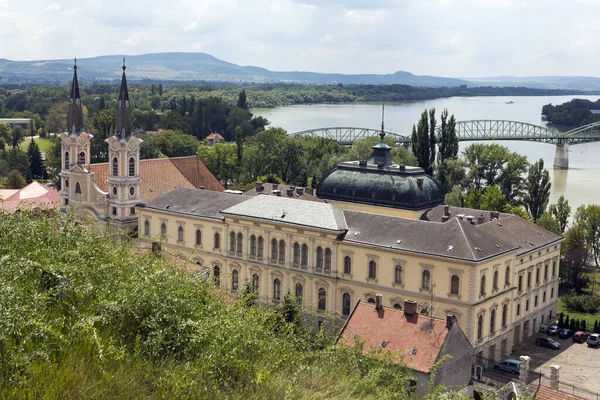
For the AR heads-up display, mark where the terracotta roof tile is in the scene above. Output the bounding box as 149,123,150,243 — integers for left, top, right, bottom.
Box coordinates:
0,182,60,211
206,133,224,140
536,385,588,400
339,301,450,373
89,156,223,202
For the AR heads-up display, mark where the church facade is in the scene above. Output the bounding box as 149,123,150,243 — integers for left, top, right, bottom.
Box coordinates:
136,134,563,364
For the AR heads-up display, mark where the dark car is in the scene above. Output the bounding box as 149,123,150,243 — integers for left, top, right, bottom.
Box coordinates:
536,337,561,349
558,328,573,339
547,325,560,336
494,359,521,374
573,331,589,343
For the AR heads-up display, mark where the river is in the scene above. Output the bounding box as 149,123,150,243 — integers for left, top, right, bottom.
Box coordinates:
253,95,600,215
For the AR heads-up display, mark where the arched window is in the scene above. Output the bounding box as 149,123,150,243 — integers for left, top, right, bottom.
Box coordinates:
273,278,281,301
144,220,150,236
316,247,324,269
395,265,403,284
301,244,308,266
480,275,486,296
78,151,85,164
64,151,69,169
505,266,511,286
490,309,496,333
213,265,220,286
422,270,431,290
112,157,118,176
318,288,326,311
342,293,352,316
451,275,460,295
214,233,221,249
324,248,332,270
232,270,239,291
65,179,69,188
195,229,202,246
493,270,499,291
178,226,184,242
257,236,264,258
502,304,508,328
295,283,303,305
75,182,81,194
367,297,376,304
368,260,377,280
236,232,243,254
160,222,167,236
343,256,352,275
252,274,259,292
229,232,236,253
129,157,135,176
293,243,300,265
393,303,402,309
477,314,484,340
250,235,257,256
271,238,278,260
278,240,285,262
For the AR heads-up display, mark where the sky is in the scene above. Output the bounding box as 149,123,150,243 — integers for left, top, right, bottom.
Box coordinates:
1,0,599,77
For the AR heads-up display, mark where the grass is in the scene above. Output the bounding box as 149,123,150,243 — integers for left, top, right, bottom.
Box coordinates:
19,137,53,153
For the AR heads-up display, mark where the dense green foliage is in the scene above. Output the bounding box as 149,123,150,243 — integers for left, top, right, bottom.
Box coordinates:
542,98,600,128
0,210,430,399
563,294,600,314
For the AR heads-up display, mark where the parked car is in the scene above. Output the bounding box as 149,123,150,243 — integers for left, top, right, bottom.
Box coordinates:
539,324,549,333
494,359,521,374
587,333,600,348
536,337,561,349
573,331,589,343
558,328,573,339
548,325,560,336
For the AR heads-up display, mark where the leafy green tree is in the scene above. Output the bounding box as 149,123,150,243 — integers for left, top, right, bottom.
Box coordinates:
444,185,465,207
98,96,106,110
89,109,116,163
562,225,590,293
438,109,458,162
27,140,44,179
235,126,243,166
536,212,561,235
0,147,31,179
6,169,26,188
428,108,436,173
0,121,10,142
237,89,248,110
524,158,551,221
550,196,571,233
504,205,533,222
10,126,25,148
198,142,238,188
391,145,417,166
465,187,481,209
412,110,432,175
480,185,506,212
44,102,69,134
575,205,600,267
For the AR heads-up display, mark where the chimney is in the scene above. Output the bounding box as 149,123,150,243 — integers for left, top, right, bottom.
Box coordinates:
272,190,281,197
550,365,560,390
399,164,406,172
442,215,449,223
444,204,450,216
375,294,383,310
255,182,263,191
286,188,294,196
272,183,278,190
296,187,304,195
416,178,424,190
490,211,499,220
446,314,455,329
466,215,475,225
477,214,485,225
404,300,417,316
456,214,465,220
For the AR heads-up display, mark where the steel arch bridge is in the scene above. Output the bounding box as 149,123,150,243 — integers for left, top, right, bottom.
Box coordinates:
290,120,600,146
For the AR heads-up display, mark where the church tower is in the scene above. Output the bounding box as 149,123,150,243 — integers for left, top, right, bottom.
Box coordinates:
106,59,142,229
59,59,93,210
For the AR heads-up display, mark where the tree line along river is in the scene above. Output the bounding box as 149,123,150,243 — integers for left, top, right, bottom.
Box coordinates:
253,95,600,215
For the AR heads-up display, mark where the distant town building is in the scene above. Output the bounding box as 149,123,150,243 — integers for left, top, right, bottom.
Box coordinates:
0,118,33,131
0,181,60,212
206,133,225,146
338,299,472,396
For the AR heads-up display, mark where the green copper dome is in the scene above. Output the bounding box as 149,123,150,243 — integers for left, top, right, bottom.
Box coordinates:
316,137,443,211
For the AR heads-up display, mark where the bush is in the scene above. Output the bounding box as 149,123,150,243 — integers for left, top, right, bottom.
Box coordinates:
563,294,600,313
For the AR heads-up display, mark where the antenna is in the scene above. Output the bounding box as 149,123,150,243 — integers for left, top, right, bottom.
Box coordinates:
122,57,126,70
380,104,385,140
74,57,77,70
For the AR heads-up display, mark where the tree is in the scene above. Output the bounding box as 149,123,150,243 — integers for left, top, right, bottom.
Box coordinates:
504,205,533,222
480,185,506,212
235,126,243,166
428,108,436,172
6,170,26,189
237,89,248,110
575,205,600,267
524,158,551,221
562,225,590,293
27,140,44,179
438,109,458,162
391,145,417,166
0,121,10,142
158,83,163,96
444,185,465,207
89,109,116,163
550,196,571,233
10,126,25,148
465,187,481,209
411,110,432,175
45,102,69,134
98,96,106,110
536,212,561,235
197,142,238,188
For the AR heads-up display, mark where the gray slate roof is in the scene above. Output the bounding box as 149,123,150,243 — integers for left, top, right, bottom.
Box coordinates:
222,195,347,232
343,210,517,262
138,188,247,219
423,205,512,224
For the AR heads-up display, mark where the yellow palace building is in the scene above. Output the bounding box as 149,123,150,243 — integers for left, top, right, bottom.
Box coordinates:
136,133,563,363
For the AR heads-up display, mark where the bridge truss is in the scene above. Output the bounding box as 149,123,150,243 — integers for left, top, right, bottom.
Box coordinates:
290,120,600,146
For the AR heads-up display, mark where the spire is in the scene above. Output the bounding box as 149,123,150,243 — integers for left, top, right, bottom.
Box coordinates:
66,58,85,134
369,103,393,168
115,58,133,139
380,103,385,141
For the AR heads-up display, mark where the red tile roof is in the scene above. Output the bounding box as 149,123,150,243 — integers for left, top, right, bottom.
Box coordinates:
0,182,60,211
536,385,587,400
89,156,224,202
338,301,450,373
206,133,224,140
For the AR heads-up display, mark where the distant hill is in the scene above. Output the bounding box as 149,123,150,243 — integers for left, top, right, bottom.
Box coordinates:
1,52,600,90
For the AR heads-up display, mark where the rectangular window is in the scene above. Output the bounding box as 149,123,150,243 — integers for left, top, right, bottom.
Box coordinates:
536,268,540,284
527,271,531,288
544,264,548,281
543,291,546,303
112,207,117,216
534,296,538,307
518,275,523,292
130,207,136,215
551,287,554,298
552,261,557,277
526,300,529,312
517,304,521,316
